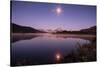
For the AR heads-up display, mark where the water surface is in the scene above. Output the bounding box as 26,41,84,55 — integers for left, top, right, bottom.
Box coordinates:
11,33,95,66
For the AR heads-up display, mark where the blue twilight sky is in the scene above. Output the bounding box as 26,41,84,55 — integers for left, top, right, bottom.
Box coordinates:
11,1,96,31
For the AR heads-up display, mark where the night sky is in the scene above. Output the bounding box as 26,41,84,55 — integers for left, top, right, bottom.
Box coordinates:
11,1,96,31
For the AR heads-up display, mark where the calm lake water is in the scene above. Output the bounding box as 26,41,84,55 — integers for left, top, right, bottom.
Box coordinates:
11,33,95,66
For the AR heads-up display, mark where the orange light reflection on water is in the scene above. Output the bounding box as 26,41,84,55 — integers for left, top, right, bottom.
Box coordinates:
55,52,63,63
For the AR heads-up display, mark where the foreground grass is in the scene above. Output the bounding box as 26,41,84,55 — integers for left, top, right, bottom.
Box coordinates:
61,41,96,63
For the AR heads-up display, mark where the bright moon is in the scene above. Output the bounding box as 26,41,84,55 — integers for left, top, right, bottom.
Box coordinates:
56,7,62,15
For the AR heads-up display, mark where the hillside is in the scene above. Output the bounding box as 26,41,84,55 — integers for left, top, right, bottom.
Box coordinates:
80,26,96,34
54,26,96,35
11,23,44,33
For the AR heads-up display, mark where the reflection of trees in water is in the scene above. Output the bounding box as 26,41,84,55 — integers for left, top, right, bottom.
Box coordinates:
53,35,96,42
11,35,40,43
11,34,96,43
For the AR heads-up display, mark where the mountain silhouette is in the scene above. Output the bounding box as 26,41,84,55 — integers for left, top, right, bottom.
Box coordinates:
54,26,96,35
11,23,44,33
80,26,96,34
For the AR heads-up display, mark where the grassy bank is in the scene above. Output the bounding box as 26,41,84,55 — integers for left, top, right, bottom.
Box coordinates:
61,41,96,63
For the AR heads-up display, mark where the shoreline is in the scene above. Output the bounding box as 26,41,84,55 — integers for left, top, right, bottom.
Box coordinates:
11,33,96,36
